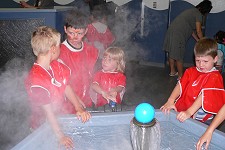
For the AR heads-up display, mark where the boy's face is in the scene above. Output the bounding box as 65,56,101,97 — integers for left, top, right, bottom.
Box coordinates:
64,26,87,46
195,55,218,72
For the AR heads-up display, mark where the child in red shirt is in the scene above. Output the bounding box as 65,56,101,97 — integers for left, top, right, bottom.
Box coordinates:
161,38,225,124
86,4,115,60
59,10,99,110
25,26,91,149
91,47,126,107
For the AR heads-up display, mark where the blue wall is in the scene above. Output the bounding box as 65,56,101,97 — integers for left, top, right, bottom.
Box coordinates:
136,0,225,65
134,7,168,64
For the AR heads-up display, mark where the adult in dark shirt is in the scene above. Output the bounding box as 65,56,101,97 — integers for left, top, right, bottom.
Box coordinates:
20,0,54,8
163,0,212,80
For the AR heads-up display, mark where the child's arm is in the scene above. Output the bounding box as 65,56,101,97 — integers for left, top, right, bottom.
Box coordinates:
196,104,225,150
91,82,110,102
109,86,124,94
176,94,202,122
65,85,91,123
42,104,74,149
91,82,104,95
108,86,124,102
160,83,180,114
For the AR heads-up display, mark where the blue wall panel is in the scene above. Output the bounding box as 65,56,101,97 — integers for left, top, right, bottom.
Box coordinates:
141,8,168,64
205,11,225,38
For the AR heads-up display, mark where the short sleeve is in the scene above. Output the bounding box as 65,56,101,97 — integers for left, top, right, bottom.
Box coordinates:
30,87,51,106
93,71,101,84
202,88,225,114
117,73,126,87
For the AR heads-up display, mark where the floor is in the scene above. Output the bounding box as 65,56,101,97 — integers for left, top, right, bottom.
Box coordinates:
0,59,225,150
123,61,177,110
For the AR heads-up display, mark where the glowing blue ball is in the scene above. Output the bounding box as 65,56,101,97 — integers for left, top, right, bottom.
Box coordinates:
134,103,155,124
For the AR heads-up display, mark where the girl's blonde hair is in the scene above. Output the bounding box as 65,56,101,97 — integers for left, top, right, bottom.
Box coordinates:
31,26,61,56
104,47,126,73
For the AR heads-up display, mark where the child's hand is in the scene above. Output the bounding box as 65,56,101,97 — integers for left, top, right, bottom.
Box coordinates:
101,90,117,103
108,91,117,102
196,131,212,150
59,135,74,150
160,101,177,114
76,109,91,123
176,111,191,122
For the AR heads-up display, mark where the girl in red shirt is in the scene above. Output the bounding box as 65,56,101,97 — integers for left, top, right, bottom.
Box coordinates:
91,47,126,107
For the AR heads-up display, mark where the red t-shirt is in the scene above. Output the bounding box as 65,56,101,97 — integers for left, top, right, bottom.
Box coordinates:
175,67,225,121
60,41,98,110
92,70,126,107
86,23,115,49
25,60,71,129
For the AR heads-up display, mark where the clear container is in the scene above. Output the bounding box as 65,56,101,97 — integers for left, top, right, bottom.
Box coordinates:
130,118,161,150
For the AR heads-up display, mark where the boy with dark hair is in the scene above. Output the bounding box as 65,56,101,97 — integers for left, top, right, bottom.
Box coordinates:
59,9,99,111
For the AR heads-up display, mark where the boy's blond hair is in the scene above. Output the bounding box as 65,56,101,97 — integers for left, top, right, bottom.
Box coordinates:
194,38,218,58
104,47,126,73
31,26,61,56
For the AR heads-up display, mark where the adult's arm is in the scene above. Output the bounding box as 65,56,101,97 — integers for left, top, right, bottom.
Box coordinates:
193,21,203,41
20,1,36,8
20,0,54,8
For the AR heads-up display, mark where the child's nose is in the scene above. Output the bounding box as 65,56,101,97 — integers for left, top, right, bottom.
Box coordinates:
73,33,78,38
102,59,107,64
199,61,204,67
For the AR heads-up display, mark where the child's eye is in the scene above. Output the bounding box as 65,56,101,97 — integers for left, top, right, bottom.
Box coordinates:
68,32,83,36
68,32,74,35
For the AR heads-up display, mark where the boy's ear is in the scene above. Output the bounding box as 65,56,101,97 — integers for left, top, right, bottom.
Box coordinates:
84,28,88,35
214,55,218,63
50,45,56,54
64,26,67,33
